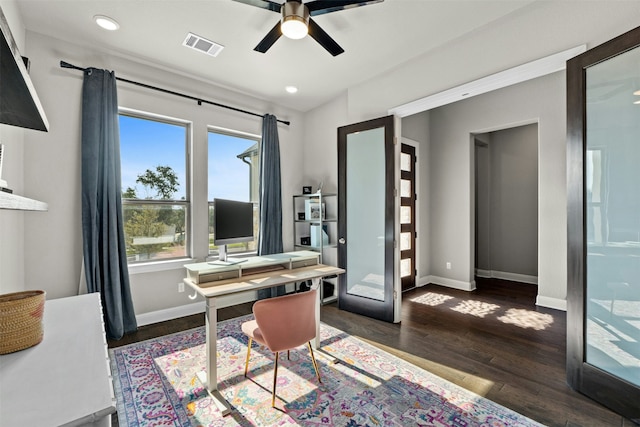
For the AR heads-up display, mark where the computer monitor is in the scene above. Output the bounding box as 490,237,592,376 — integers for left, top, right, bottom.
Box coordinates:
213,198,254,262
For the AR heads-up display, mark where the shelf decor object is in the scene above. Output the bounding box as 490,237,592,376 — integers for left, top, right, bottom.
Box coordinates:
292,191,338,304
0,290,45,354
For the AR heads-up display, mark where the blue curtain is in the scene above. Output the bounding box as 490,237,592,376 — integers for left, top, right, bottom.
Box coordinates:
81,68,137,340
257,114,284,299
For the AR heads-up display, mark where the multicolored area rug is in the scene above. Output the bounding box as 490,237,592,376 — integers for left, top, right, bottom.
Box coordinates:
109,315,545,426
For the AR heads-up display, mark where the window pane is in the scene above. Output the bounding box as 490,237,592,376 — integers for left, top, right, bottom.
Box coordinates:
123,204,187,261
400,206,411,224
208,132,259,202
208,130,260,256
120,115,187,200
208,203,259,255
401,152,412,172
400,232,411,251
120,113,189,264
401,179,411,198
400,259,411,277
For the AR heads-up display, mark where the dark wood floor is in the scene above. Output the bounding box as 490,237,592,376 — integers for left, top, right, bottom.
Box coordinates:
109,278,635,427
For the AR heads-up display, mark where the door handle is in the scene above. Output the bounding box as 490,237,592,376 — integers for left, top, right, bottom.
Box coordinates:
339,238,346,244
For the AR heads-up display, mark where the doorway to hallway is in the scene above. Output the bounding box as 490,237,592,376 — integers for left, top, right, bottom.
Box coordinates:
473,123,539,286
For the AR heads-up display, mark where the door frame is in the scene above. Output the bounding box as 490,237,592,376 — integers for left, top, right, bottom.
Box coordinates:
567,24,640,421
400,137,420,292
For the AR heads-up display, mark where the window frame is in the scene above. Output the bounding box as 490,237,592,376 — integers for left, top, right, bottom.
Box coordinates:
119,107,192,265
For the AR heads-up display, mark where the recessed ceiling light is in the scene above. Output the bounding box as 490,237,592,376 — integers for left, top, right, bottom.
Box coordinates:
285,86,298,94
634,100,640,105
94,15,119,31
634,90,640,96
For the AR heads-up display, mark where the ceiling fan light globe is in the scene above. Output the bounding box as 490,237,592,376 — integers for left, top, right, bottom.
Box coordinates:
281,17,308,39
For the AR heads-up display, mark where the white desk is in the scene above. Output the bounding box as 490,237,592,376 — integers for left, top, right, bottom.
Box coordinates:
0,293,115,427
183,251,344,416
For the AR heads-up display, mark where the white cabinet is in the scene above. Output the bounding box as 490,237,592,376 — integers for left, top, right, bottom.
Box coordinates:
292,192,338,303
0,293,115,426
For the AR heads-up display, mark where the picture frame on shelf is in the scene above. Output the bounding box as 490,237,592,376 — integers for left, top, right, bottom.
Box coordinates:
302,186,312,194
297,212,306,220
305,200,325,220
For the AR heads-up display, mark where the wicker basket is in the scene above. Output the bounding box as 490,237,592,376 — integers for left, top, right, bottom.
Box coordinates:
0,290,46,355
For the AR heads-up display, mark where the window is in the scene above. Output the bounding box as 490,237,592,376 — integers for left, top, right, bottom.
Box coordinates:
208,128,260,257
119,112,189,263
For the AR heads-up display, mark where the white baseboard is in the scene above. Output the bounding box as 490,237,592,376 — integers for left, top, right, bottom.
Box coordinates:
136,301,205,327
475,269,492,278
136,292,258,327
536,295,567,312
424,275,476,291
475,269,538,285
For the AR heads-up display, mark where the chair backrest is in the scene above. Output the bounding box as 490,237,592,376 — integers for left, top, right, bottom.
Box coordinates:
252,289,317,353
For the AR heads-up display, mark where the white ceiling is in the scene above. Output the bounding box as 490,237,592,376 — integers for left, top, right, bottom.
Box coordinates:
16,0,535,112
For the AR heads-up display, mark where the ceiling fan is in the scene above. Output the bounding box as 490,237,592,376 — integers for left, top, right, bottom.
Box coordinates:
233,0,384,56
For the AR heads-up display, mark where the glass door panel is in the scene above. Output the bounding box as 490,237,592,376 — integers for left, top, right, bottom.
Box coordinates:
567,25,640,421
585,44,640,388
345,127,386,301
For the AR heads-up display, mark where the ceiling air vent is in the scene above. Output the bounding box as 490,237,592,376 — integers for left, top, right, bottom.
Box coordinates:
183,32,224,57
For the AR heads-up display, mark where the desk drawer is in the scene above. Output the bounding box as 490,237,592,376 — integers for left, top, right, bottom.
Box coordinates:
197,270,241,284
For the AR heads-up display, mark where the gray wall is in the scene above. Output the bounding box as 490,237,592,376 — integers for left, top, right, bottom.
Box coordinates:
428,72,563,304
303,2,640,310
4,1,640,318
476,124,538,281
2,30,304,319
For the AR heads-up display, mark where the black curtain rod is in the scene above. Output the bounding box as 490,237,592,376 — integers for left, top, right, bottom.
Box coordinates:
59,61,290,126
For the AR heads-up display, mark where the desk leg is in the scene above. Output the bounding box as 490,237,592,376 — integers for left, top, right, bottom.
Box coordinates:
310,278,338,364
195,297,231,416
311,278,321,350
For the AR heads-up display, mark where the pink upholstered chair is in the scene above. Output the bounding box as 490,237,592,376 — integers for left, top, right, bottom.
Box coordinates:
241,289,322,407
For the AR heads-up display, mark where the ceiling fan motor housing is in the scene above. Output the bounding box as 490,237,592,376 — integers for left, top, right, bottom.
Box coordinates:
281,1,309,39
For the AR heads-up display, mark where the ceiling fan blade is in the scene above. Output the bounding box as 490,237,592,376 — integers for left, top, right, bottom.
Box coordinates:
306,0,383,16
308,18,344,56
231,0,282,13
254,22,282,53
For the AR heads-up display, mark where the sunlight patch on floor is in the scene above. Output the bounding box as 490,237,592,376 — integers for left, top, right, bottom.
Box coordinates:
451,300,500,318
356,335,496,397
497,308,554,330
409,292,454,306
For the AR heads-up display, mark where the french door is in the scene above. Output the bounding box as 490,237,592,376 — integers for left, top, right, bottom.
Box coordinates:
567,25,640,421
337,116,399,323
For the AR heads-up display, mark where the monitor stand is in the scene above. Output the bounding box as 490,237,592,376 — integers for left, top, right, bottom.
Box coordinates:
213,245,246,265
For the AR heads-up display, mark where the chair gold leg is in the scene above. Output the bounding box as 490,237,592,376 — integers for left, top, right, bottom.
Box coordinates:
307,341,322,383
272,352,279,408
244,337,253,377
